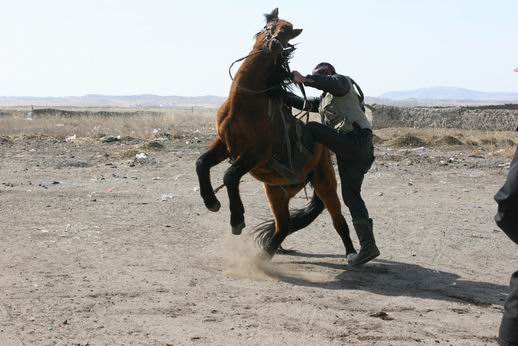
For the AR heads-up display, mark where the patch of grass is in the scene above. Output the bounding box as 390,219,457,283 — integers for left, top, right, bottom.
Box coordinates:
432,135,464,145
140,140,165,151
0,107,216,139
372,134,385,144
387,134,427,147
498,138,516,147
119,148,142,159
375,127,518,158
465,139,479,146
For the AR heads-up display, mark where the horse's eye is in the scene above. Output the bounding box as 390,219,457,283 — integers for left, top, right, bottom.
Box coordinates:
280,27,291,35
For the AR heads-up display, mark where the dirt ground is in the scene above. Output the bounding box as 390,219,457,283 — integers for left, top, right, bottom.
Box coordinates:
1,129,517,345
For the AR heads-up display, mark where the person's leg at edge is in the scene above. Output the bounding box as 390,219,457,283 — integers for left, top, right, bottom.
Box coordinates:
499,270,518,346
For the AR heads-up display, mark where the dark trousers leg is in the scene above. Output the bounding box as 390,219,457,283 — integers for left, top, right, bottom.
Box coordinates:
500,270,518,346
336,158,370,223
301,121,374,223
301,121,367,161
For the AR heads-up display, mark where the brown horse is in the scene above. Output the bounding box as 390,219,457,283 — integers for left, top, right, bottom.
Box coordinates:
196,8,357,259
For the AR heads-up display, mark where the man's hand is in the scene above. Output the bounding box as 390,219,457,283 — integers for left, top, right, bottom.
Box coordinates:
292,70,313,84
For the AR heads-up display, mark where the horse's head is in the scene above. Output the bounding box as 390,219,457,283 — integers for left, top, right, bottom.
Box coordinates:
256,8,303,56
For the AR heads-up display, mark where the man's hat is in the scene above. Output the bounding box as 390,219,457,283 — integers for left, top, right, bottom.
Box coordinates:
312,62,336,75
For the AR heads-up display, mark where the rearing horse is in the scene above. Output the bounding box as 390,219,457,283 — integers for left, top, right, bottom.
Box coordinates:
196,8,357,259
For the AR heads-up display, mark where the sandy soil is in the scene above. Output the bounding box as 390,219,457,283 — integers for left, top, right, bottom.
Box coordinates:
0,131,516,345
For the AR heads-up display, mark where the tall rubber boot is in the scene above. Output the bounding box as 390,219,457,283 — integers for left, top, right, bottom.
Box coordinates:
349,218,380,266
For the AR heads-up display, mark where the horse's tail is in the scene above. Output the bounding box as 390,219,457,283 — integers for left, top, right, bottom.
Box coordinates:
252,191,325,249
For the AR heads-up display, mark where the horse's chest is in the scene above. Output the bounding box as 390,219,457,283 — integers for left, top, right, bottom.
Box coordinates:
219,112,271,156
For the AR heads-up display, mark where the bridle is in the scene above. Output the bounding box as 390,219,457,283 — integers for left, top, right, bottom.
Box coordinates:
228,21,296,94
227,22,311,122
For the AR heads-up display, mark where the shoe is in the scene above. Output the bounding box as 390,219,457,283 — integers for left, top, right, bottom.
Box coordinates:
348,245,380,266
349,218,380,266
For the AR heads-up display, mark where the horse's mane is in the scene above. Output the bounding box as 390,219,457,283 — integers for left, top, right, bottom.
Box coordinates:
251,25,295,97
265,49,295,97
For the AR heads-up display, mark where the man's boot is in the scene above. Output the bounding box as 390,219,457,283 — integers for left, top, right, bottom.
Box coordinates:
349,218,380,266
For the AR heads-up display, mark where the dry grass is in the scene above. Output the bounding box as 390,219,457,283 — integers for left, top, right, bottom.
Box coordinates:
0,108,216,139
1,107,516,158
376,127,518,146
376,127,518,158
387,133,427,147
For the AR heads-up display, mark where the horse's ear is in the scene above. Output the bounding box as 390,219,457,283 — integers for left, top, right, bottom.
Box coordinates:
291,28,303,39
264,8,279,23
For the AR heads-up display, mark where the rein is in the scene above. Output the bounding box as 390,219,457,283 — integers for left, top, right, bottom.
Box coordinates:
293,82,310,123
227,50,280,94
221,29,311,197
228,21,297,95
228,46,296,94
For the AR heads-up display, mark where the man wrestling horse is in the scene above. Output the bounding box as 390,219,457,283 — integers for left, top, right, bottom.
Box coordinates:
196,8,360,261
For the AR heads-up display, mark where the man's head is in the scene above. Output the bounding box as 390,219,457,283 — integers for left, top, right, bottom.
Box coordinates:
312,62,336,76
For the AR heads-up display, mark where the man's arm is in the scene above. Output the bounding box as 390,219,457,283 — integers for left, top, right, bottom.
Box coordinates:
304,74,351,96
283,91,320,112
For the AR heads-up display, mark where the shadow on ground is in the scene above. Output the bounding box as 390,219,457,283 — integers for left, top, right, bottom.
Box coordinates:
268,253,509,306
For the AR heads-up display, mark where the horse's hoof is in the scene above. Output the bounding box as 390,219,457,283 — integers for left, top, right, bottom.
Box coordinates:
257,250,273,261
231,221,245,235
277,246,296,255
206,200,221,212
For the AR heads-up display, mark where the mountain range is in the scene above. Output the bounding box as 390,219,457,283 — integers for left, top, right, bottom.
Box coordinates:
380,86,518,102
0,94,225,108
1,87,517,108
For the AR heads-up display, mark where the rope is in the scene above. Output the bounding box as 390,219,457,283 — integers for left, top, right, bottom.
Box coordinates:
228,43,296,95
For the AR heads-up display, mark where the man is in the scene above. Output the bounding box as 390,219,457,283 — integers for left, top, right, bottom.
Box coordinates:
494,68,518,344
284,62,378,266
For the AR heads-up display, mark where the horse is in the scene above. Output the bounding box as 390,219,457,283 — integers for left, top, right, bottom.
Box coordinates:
196,8,357,259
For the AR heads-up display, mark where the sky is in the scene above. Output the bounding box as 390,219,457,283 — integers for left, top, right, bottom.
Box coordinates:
2,0,517,97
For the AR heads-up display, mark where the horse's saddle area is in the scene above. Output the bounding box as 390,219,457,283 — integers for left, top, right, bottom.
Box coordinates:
266,97,312,184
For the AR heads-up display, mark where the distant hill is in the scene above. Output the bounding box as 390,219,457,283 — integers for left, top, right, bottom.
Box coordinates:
0,94,227,108
380,87,518,102
2,88,518,108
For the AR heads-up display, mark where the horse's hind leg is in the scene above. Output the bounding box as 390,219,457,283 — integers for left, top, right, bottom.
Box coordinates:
223,154,257,235
262,184,292,258
313,156,357,258
196,138,229,212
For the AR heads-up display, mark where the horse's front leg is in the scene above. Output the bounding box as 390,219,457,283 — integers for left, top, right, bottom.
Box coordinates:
223,154,257,235
196,138,229,212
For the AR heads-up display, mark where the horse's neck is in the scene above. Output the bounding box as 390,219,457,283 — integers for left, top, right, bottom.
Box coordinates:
233,51,273,92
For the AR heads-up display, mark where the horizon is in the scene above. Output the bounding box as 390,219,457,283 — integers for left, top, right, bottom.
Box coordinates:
2,84,518,99
3,1,518,98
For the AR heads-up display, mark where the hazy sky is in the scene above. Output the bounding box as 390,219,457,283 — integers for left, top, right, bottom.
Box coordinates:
2,0,517,97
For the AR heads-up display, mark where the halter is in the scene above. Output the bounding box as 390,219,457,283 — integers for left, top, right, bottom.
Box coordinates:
227,25,310,123
228,21,296,94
